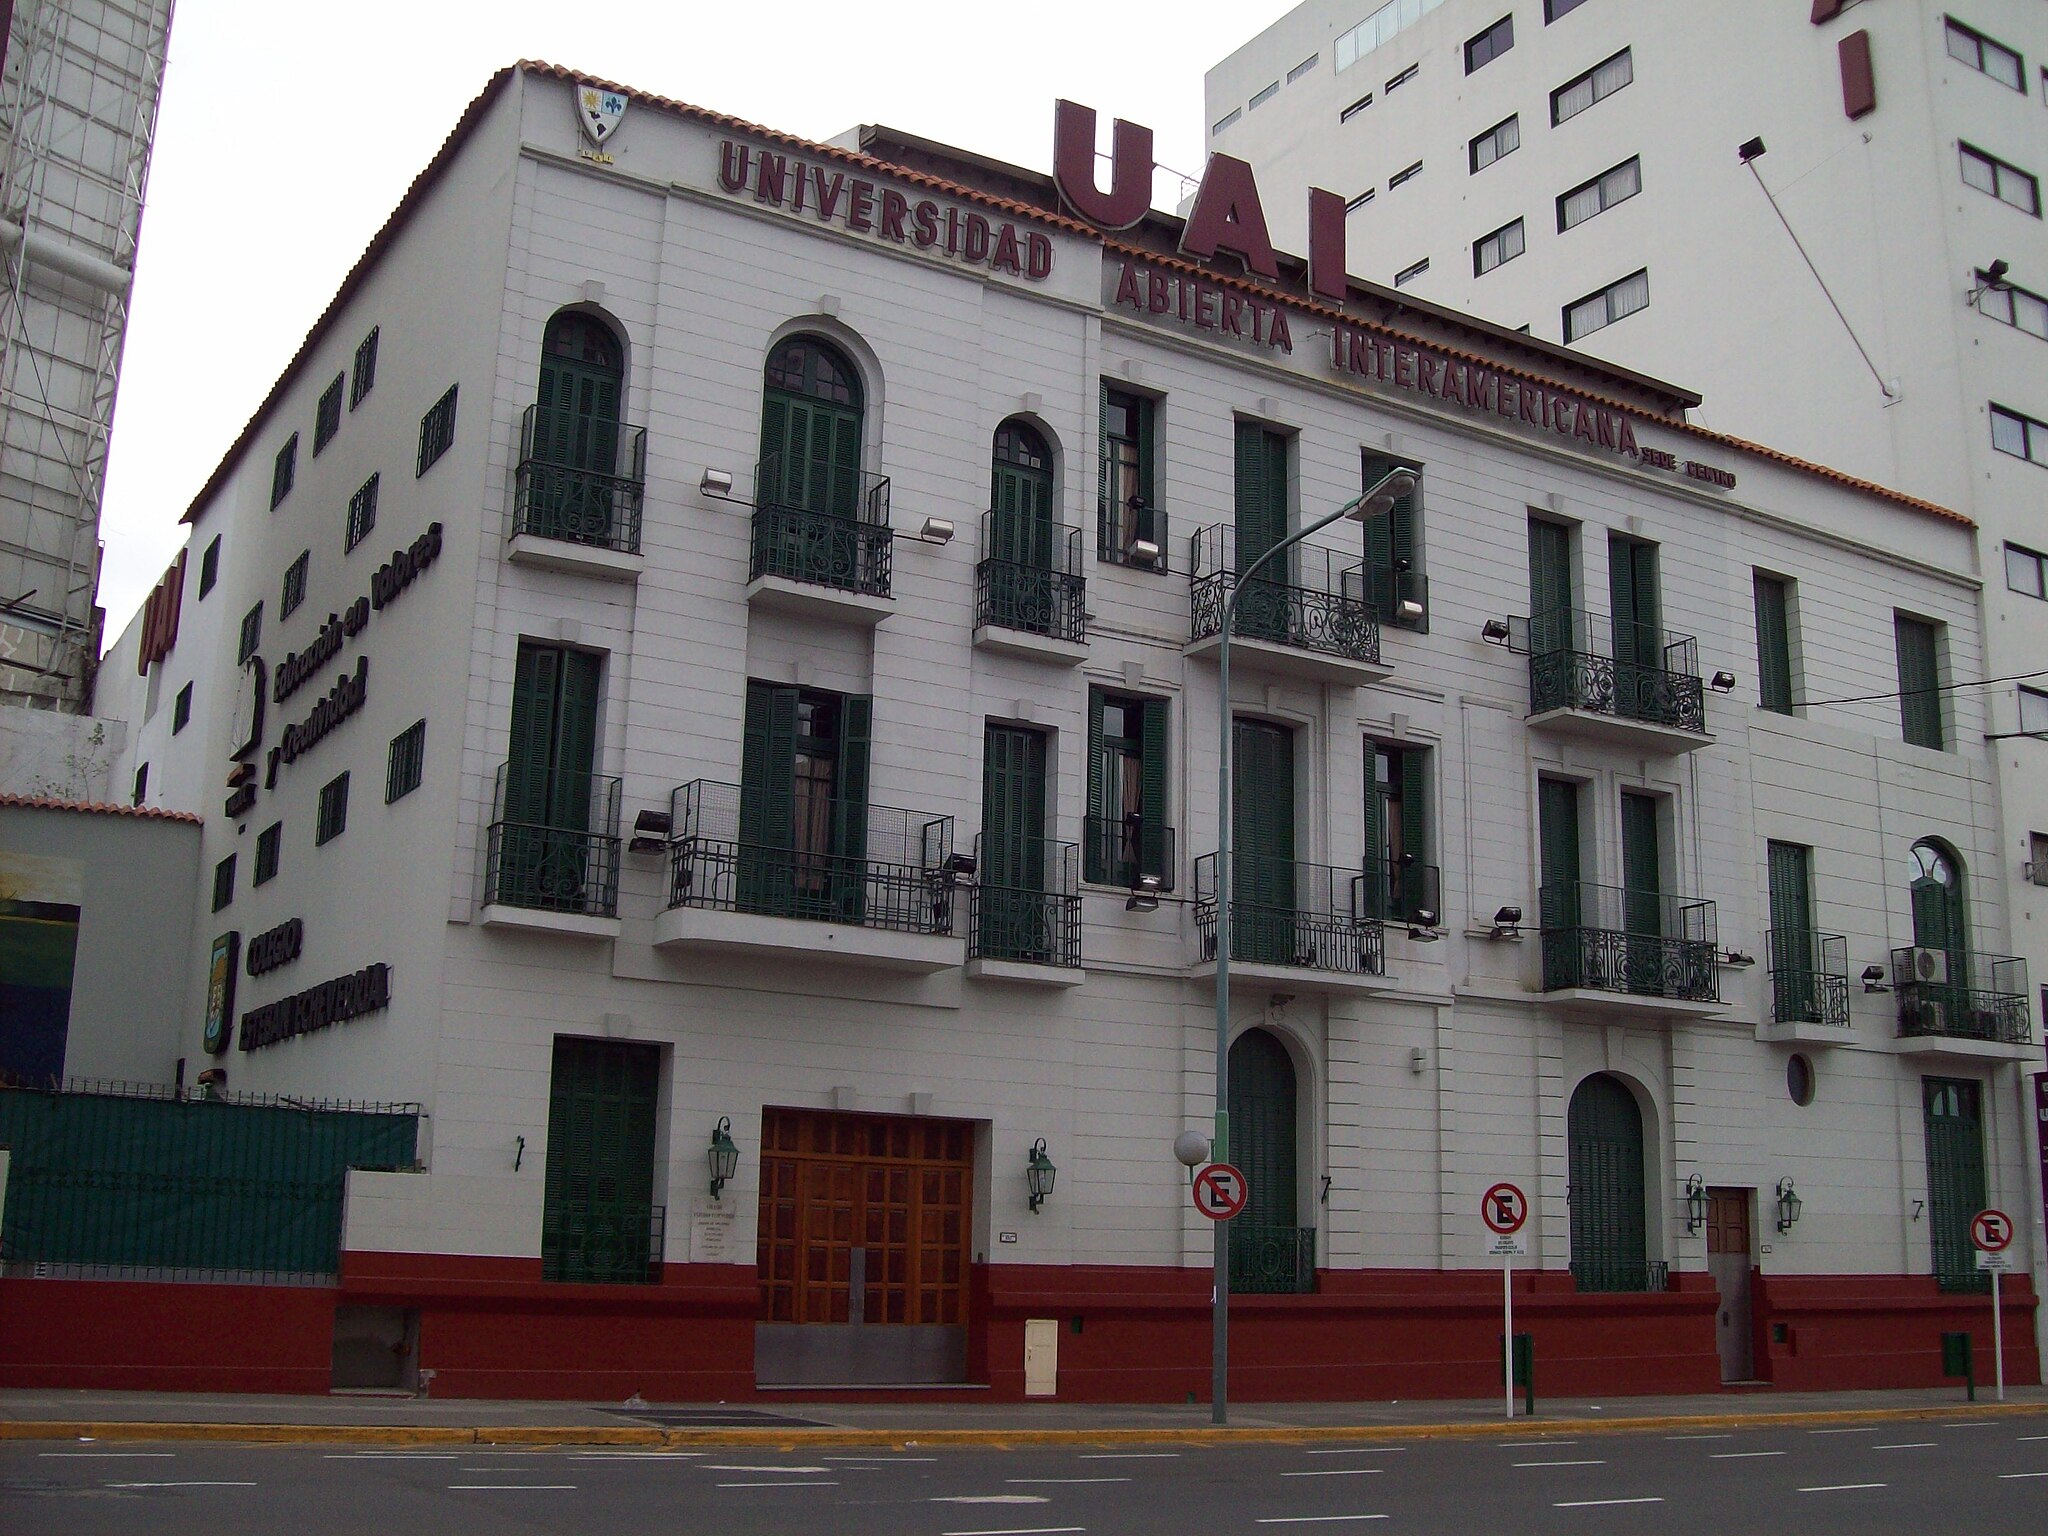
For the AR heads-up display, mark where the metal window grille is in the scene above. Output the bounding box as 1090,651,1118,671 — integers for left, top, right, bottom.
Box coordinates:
416,384,458,477
1249,80,1279,110
254,822,281,886
317,772,350,846
313,374,343,454
270,434,297,509
345,474,379,552
350,327,379,409
172,683,191,733
211,854,234,912
199,536,220,597
386,719,426,803
280,551,309,618
237,602,262,664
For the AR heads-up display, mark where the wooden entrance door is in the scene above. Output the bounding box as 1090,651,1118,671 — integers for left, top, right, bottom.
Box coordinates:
1706,1187,1754,1381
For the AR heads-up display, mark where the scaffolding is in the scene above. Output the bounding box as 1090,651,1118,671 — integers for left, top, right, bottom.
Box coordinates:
0,0,172,709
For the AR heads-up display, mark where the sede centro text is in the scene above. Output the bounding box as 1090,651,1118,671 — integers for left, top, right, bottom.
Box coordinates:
240,962,392,1052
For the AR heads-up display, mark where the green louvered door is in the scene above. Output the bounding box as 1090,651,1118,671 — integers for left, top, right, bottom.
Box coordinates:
981,724,1048,961
1621,793,1662,994
542,1037,660,1284
504,643,600,909
1610,535,1660,719
1233,719,1295,963
1895,616,1944,750
537,313,622,543
1361,454,1420,625
741,685,871,922
1754,574,1793,714
739,682,800,916
1539,778,1582,987
1235,422,1290,642
1229,1029,1309,1293
989,426,1055,633
1529,518,1573,660
1365,746,1429,920
1767,841,1815,1022
1922,1077,1988,1293
1087,693,1168,887
1569,1073,1649,1292
760,387,863,585
830,696,872,923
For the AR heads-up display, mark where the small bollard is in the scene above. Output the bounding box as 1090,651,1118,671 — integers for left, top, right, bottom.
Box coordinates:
1940,1330,1974,1403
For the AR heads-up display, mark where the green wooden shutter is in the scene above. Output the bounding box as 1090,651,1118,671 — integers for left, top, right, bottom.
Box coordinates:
740,682,800,913
1621,793,1662,995
981,724,1049,960
1568,1074,1648,1292
1754,573,1793,713
1096,381,1111,552
1895,615,1943,749
758,391,790,505
833,694,873,921
1538,778,1581,927
1233,719,1296,963
1399,746,1429,918
1767,840,1813,1020
1134,395,1156,541
1234,423,1288,569
1360,455,1420,618
508,644,561,827
1085,689,1108,883
1228,1028,1298,1229
829,404,863,520
1529,518,1572,654
1139,697,1169,882
1610,534,1659,667
1923,1078,1988,1292
1363,757,1387,920
551,650,601,834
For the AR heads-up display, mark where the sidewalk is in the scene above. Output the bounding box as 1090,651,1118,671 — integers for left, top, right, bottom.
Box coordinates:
4,1384,2045,1445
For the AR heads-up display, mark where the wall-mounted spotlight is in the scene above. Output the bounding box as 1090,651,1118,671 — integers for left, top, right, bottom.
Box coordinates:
628,808,672,854
1407,924,1442,942
1722,949,1755,967
1737,136,1767,163
1968,259,2012,305
1684,1173,1707,1235
1489,904,1523,940
1861,963,1889,994
1481,617,1512,645
700,468,734,498
945,851,978,880
917,516,956,545
1710,670,1738,692
1126,872,1163,912
1026,1138,1057,1212
708,1116,741,1199
1775,1176,1802,1234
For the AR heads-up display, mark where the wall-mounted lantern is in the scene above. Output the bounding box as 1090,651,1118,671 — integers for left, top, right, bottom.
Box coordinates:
1775,1176,1802,1234
1685,1173,1707,1234
1026,1138,1057,1213
707,1116,740,1199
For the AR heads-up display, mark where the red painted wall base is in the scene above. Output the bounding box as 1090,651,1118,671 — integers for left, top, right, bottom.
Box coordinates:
0,1257,2034,1402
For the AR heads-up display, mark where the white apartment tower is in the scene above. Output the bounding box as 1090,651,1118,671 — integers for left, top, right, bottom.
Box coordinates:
1208,0,2048,1156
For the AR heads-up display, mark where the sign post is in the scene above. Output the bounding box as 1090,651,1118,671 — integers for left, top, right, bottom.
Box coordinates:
1482,1182,1531,1420
1972,1208,2015,1402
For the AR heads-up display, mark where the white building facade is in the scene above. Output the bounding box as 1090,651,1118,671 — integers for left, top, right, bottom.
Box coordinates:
53,62,2038,1401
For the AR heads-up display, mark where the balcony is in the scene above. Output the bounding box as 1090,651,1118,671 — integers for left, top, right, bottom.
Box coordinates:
1185,525,1389,686
1359,855,1442,927
1083,813,1176,893
507,404,646,580
966,835,1082,985
479,764,622,938
1536,881,1723,1019
745,452,894,624
1229,1222,1316,1295
1521,608,1711,752
1762,928,1852,1044
656,779,961,972
1891,948,2032,1061
1572,1258,1669,1295
973,513,1088,664
1191,852,1388,995
541,1199,664,1285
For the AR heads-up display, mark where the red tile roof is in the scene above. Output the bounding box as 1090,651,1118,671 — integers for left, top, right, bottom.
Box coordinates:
0,794,202,824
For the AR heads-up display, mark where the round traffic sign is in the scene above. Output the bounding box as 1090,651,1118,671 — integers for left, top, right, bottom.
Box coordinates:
1482,1182,1529,1236
1971,1208,2014,1253
1193,1162,1250,1221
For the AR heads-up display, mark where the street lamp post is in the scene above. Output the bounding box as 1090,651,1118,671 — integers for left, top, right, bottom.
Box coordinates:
1210,464,1418,1426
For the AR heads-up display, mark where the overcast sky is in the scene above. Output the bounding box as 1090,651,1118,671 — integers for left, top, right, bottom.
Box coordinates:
94,0,1288,641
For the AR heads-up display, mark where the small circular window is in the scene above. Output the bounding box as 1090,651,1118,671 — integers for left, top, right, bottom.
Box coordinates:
1787,1053,1815,1107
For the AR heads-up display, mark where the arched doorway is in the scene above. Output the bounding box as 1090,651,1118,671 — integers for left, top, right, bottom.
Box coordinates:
1907,839,1967,966
529,310,625,544
759,334,864,518
1228,1028,1311,1293
1568,1073,1650,1292
986,419,1056,634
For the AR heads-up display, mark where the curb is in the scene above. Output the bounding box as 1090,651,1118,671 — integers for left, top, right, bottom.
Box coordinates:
5,1401,2045,1448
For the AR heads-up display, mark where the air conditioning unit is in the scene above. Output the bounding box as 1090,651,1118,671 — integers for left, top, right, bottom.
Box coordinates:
1904,947,1949,984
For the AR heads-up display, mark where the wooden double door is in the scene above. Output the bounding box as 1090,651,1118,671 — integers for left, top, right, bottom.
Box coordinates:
1706,1187,1755,1382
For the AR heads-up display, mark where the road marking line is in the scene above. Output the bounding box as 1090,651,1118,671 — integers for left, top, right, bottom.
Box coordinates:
1500,1441,1577,1448
716,1480,841,1489
1078,1452,1180,1460
1255,1517,1390,1525
1999,1472,2048,1480
939,1527,1085,1536
1873,1443,1936,1450
1514,1459,1606,1468
1554,1497,1664,1508
1809,1427,1883,1435
323,1453,459,1460
106,1482,256,1489
701,1464,832,1473
570,1450,703,1458
1006,1478,1132,1484
1799,1483,1887,1493
1281,1467,1383,1477
1306,1446,1405,1455
446,1484,577,1491
42,1452,176,1458
2017,1436,2048,1443
826,1455,939,1462
1710,1451,1786,1460
1943,1421,1994,1428
1662,1433,1733,1441
934,1495,1052,1505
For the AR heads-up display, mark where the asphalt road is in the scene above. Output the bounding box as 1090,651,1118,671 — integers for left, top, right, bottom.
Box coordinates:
5,1418,2045,1535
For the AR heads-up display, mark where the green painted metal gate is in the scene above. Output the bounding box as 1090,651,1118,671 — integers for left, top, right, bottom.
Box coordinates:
1922,1076,1989,1294
1568,1073,1651,1292
541,1038,662,1284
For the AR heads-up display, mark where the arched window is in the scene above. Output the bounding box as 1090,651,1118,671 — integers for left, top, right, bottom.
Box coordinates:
1568,1073,1649,1292
1906,839,1968,964
759,335,864,518
525,310,627,545
984,419,1059,633
1228,1028,1311,1293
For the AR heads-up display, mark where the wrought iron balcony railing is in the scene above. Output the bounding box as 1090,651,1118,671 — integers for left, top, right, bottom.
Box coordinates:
1082,813,1176,892
1099,490,1166,569
1890,948,2030,1045
1768,928,1850,1027
484,763,622,917
1229,1222,1317,1295
751,452,893,598
968,834,1080,968
541,1198,664,1285
1571,1257,1669,1294
666,779,955,935
1187,524,1380,665
1524,607,1705,733
514,403,646,554
1539,880,1718,1001
976,512,1085,642
1194,852,1385,976
1358,855,1442,926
